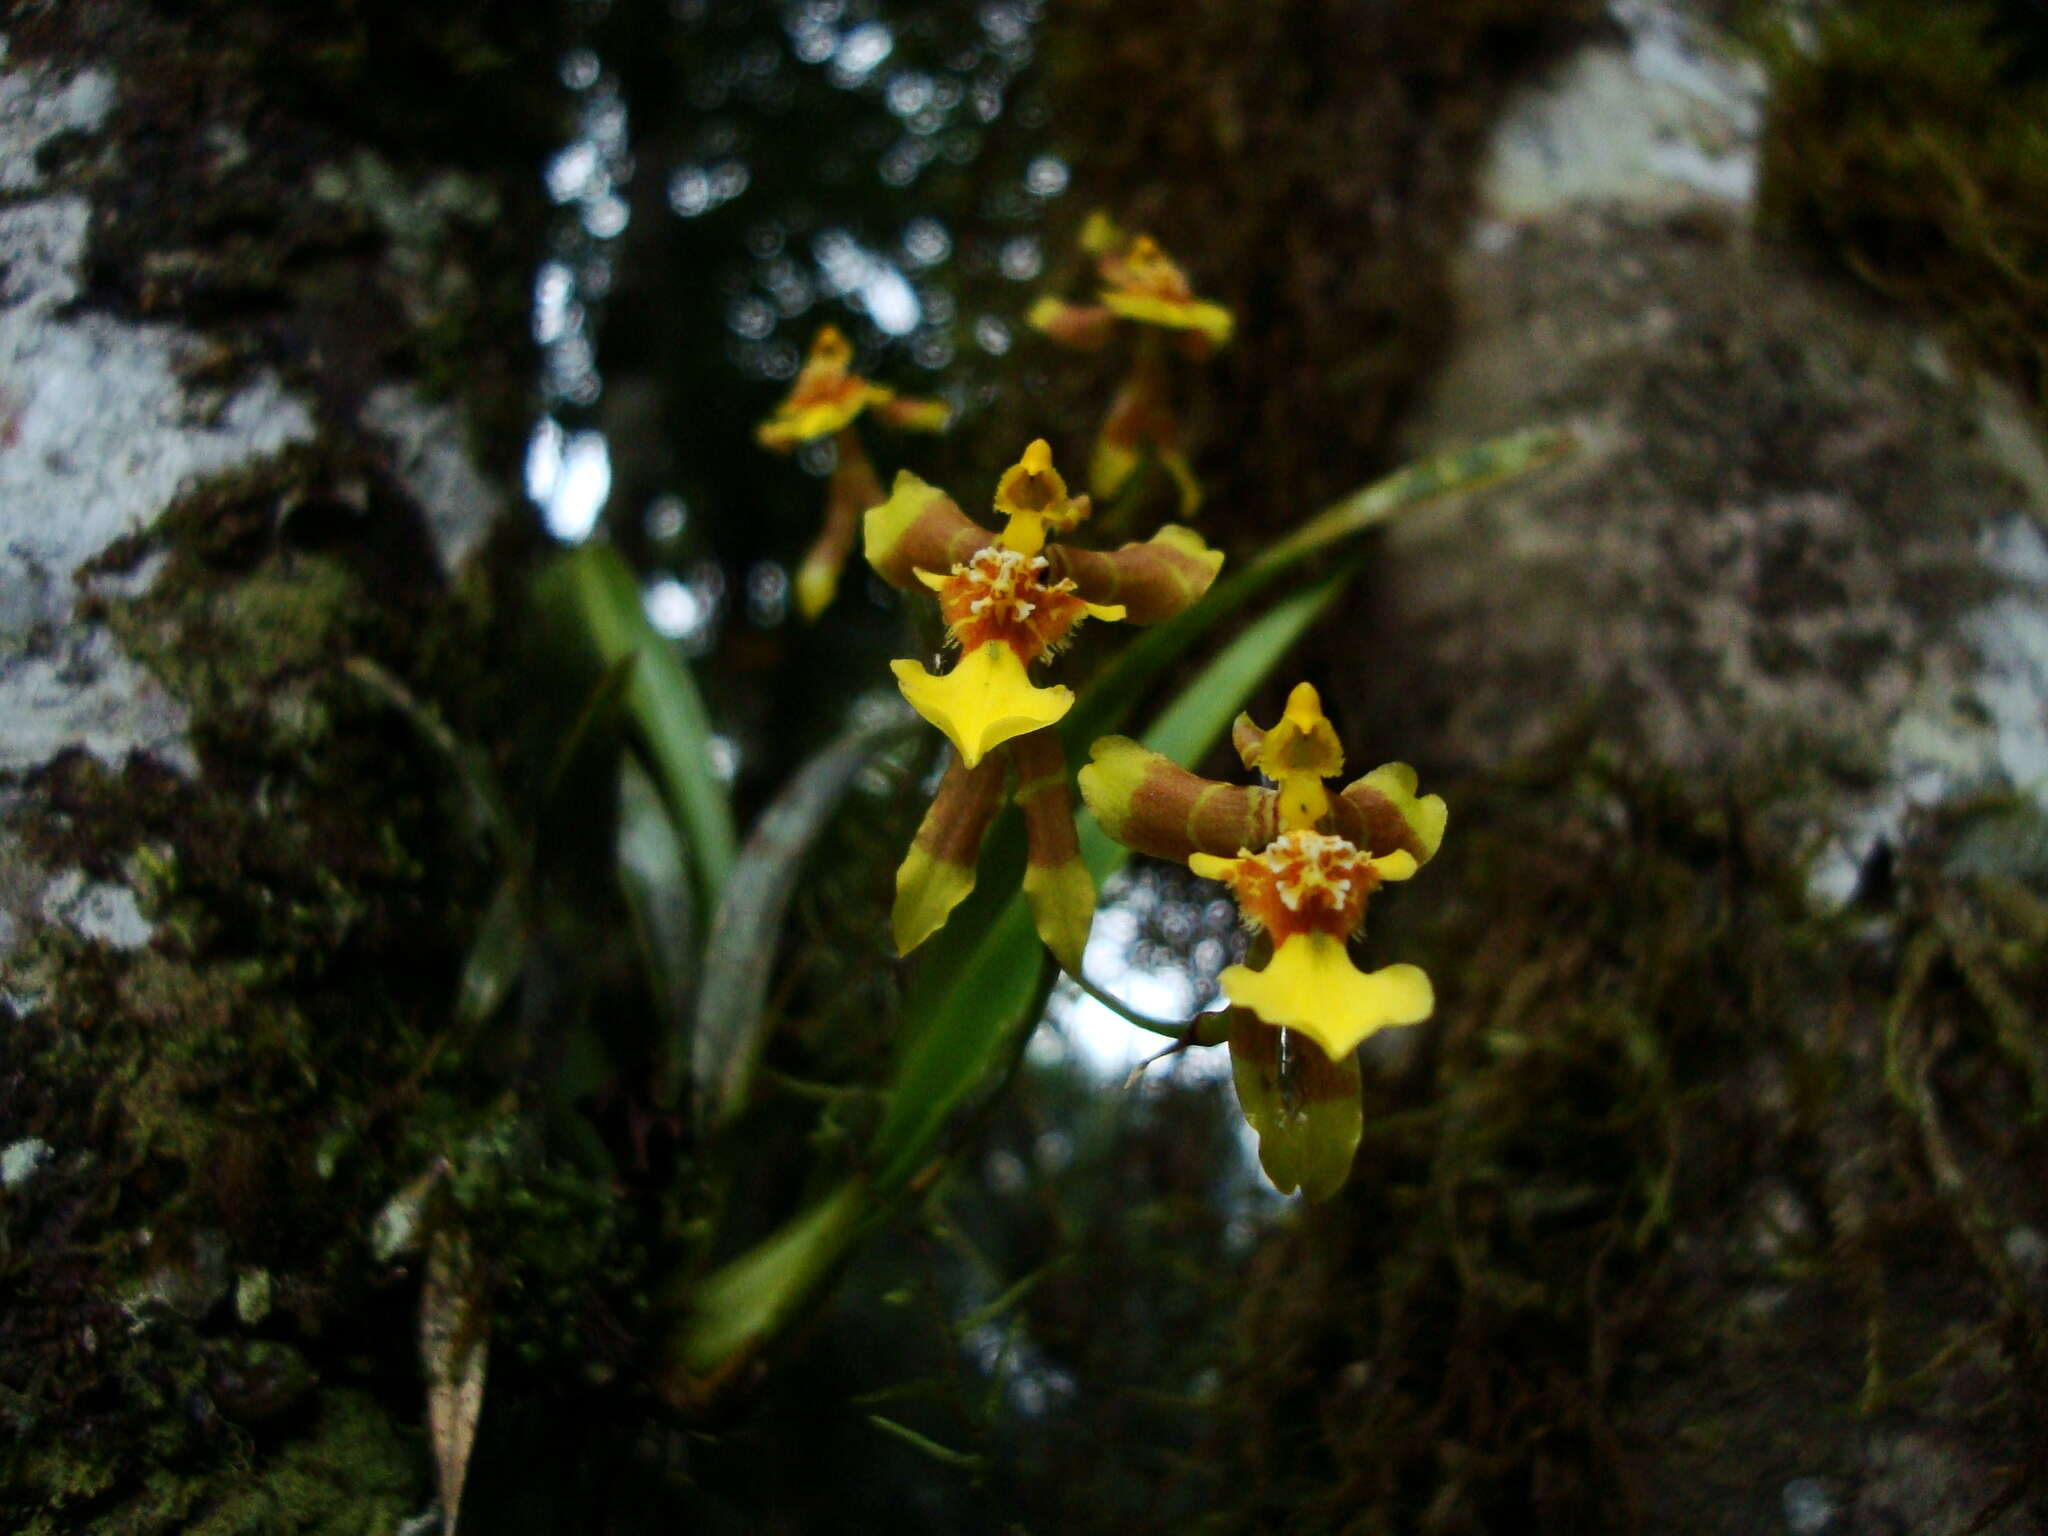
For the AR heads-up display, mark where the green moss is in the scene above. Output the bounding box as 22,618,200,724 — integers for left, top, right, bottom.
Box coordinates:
1757,0,2048,408
183,1391,419,1536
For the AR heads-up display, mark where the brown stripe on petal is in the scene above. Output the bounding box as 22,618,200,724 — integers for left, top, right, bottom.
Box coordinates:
1027,297,1117,351
1333,780,1429,864
863,471,991,590
1188,780,1277,861
796,434,885,615
913,749,1007,868
1230,711,1264,771
1011,729,1095,972
1098,348,1178,457
1079,736,1275,863
1009,729,1079,871
1048,526,1224,625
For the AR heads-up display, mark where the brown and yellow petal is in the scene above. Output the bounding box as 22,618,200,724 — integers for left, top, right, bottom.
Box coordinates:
1010,728,1095,975
872,395,951,433
1049,524,1223,626
1101,291,1234,346
863,470,990,591
1336,762,1448,867
1077,736,1278,865
893,749,1008,957
794,433,884,622
1026,296,1118,351
1227,1008,1364,1202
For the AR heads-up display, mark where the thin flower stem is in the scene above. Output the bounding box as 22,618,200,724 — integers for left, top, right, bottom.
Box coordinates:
1059,966,1188,1037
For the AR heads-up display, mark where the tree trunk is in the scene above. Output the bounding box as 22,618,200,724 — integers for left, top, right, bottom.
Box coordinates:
2,4,558,1529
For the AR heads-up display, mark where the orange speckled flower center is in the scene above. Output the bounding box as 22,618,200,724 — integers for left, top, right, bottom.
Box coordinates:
1102,236,1196,306
934,545,1092,662
784,359,865,414
1214,830,1381,945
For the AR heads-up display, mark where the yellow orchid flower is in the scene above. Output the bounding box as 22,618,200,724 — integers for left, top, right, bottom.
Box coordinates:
891,440,1125,768
864,440,1225,970
1096,234,1233,347
755,325,949,621
1025,221,1231,516
1080,682,1445,1063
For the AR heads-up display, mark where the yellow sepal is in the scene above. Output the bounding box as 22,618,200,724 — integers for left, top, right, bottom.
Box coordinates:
1187,851,1242,882
1357,762,1448,864
756,387,887,449
1090,435,1139,502
891,644,1072,770
1022,856,1096,976
863,470,944,573
1101,291,1234,345
1076,735,1149,845
794,556,839,622
893,845,978,958
1218,935,1432,1060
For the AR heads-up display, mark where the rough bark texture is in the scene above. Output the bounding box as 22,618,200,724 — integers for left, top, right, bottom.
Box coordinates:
1200,7,2048,1532
1,3,561,1529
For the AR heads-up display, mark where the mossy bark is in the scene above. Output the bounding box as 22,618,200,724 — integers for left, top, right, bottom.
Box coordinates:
1,3,565,1530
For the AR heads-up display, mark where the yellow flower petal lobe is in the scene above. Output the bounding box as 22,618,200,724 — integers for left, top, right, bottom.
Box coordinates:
891,645,1072,769
1356,762,1448,864
1186,851,1241,883
1371,849,1419,883
794,556,839,622
892,845,979,958
1101,291,1234,345
1218,936,1433,1061
1022,857,1095,978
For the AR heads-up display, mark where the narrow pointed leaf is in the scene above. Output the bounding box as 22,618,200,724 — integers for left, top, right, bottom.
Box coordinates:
540,653,640,808
690,706,919,1123
665,1178,872,1381
421,1227,489,1536
454,873,529,1031
346,657,521,861
618,752,697,1101
1069,424,1573,747
533,545,738,910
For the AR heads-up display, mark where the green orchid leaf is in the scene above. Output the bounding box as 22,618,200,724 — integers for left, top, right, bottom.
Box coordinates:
1226,1010,1364,1203
618,752,697,1096
689,705,921,1123
662,1179,873,1383
871,895,1050,1192
1070,424,1573,747
532,545,738,911
454,872,529,1031
346,656,521,863
540,653,640,810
